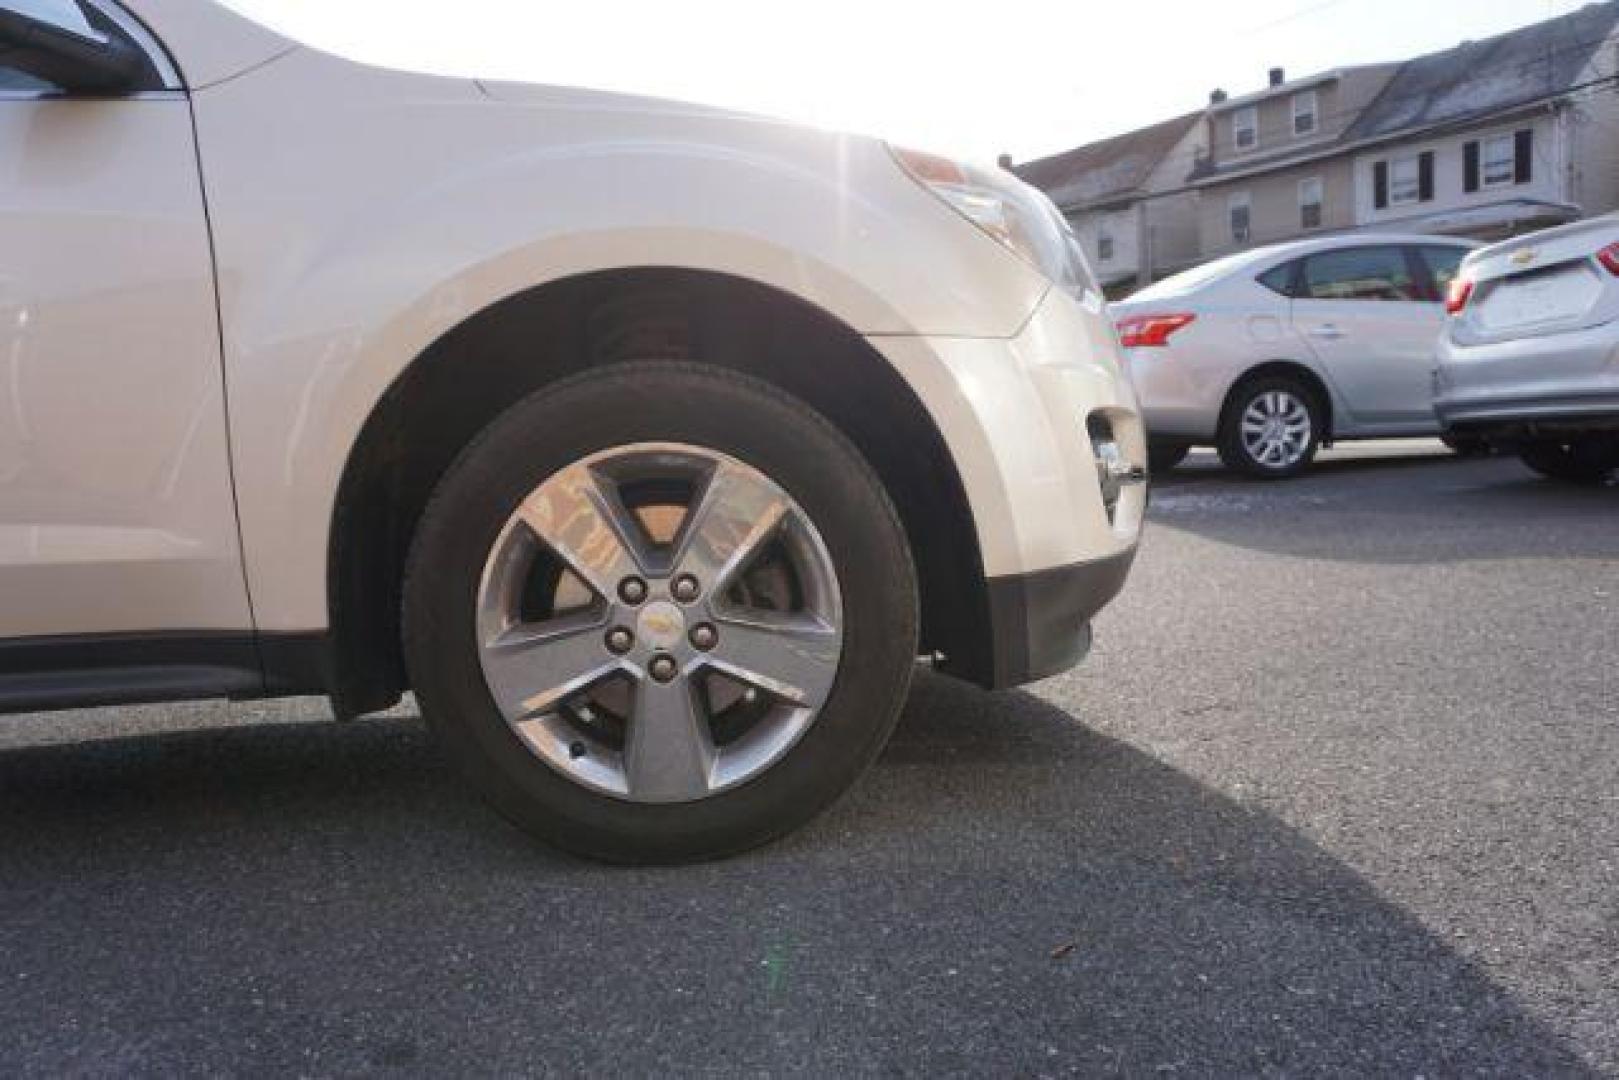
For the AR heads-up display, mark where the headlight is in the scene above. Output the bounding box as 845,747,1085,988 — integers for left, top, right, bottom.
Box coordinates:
890,145,1096,298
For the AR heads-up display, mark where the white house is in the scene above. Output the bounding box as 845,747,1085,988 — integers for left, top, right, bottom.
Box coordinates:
1349,1,1619,239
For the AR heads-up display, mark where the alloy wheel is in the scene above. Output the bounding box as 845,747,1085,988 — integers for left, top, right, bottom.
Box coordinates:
1241,390,1313,469
474,442,843,803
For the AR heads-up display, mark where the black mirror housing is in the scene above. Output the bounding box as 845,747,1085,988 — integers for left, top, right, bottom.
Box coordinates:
0,5,144,94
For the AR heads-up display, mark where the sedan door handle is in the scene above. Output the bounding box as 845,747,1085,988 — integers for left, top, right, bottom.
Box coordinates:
1309,324,1346,341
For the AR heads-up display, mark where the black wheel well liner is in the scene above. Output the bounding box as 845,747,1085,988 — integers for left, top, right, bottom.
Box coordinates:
324,268,993,716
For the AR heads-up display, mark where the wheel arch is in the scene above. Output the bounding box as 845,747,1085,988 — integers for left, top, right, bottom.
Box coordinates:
325,267,993,717
1219,360,1337,444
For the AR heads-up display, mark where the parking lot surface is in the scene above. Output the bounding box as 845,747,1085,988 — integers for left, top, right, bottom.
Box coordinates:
1,441,1614,1075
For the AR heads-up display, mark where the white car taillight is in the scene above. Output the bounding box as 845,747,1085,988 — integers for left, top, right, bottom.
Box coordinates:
1115,313,1195,348
1597,242,1619,277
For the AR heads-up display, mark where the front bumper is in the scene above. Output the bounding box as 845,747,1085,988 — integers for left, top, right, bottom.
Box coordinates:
865,288,1144,688
984,547,1136,686
867,288,1146,580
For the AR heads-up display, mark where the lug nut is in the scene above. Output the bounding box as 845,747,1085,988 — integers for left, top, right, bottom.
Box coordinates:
618,576,648,605
648,654,679,682
689,623,718,651
671,574,701,603
605,627,634,654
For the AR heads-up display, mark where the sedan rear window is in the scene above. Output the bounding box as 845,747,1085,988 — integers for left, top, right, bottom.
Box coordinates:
1258,262,1297,297
1300,246,1420,302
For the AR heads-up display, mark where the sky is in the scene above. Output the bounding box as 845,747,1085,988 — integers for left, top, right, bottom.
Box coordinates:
224,0,1592,164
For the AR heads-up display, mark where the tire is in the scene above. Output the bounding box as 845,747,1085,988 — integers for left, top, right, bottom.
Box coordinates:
1148,440,1191,474
1518,437,1619,485
1216,375,1322,479
403,362,918,864
1441,434,1491,457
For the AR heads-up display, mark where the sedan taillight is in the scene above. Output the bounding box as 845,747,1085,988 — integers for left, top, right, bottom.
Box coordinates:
1597,242,1619,277
1116,313,1195,348
1445,276,1475,316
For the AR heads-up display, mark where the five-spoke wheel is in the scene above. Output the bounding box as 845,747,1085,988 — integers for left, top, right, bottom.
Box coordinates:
404,363,918,863
475,444,843,803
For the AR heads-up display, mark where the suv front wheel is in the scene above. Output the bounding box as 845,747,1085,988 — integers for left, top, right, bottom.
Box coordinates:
404,362,918,863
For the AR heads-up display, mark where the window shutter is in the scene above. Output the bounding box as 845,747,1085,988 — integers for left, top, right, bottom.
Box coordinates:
1373,161,1389,209
1514,129,1533,183
1418,151,1435,202
1463,141,1480,192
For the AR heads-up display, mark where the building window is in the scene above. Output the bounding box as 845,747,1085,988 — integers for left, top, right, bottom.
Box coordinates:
1233,106,1258,152
1482,134,1516,187
1374,151,1434,209
1292,91,1318,137
1465,130,1532,191
1389,155,1422,205
1229,192,1252,244
1299,177,1323,230
1096,226,1114,263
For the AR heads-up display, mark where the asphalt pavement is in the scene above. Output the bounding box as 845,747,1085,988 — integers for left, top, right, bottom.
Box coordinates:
1,440,1614,1075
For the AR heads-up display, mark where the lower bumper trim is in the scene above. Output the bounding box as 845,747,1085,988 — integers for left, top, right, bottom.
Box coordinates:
983,547,1137,689
1440,393,1619,437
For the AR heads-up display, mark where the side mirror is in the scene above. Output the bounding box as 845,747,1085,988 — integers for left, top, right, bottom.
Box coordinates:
0,1,143,93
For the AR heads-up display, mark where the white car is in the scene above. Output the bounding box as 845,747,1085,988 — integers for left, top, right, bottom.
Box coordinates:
0,0,1143,861
1436,214,1619,484
1113,234,1478,478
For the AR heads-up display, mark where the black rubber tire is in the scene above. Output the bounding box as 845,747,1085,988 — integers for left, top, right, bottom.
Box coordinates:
1216,375,1323,480
1518,437,1619,485
1441,434,1491,457
1148,440,1191,474
402,362,918,864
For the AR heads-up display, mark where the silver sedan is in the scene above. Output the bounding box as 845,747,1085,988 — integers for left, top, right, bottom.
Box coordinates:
1436,214,1619,484
1114,234,1477,478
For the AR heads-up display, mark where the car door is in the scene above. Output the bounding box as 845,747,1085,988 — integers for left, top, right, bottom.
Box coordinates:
0,0,251,647
1290,244,1444,427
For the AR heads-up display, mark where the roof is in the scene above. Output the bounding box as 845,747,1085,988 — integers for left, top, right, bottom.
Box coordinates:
1185,137,1338,184
1359,198,1580,237
1208,68,1352,115
1014,112,1202,211
1346,1,1619,141
1186,63,1399,184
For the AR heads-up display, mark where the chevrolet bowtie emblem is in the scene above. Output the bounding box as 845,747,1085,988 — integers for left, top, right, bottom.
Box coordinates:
1510,247,1538,267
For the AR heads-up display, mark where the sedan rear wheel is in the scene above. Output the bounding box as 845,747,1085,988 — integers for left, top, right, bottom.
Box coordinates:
1217,376,1321,479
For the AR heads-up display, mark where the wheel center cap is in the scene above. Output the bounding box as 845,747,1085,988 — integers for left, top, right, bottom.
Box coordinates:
637,600,686,650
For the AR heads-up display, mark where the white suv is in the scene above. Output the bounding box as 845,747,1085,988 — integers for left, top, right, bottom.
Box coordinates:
0,0,1143,861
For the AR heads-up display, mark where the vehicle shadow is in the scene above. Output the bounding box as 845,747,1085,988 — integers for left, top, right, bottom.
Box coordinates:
1149,451,1618,565
0,675,1592,1075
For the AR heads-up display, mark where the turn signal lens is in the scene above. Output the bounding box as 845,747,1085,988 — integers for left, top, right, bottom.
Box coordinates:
1445,277,1474,316
1116,313,1195,348
1597,242,1619,276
